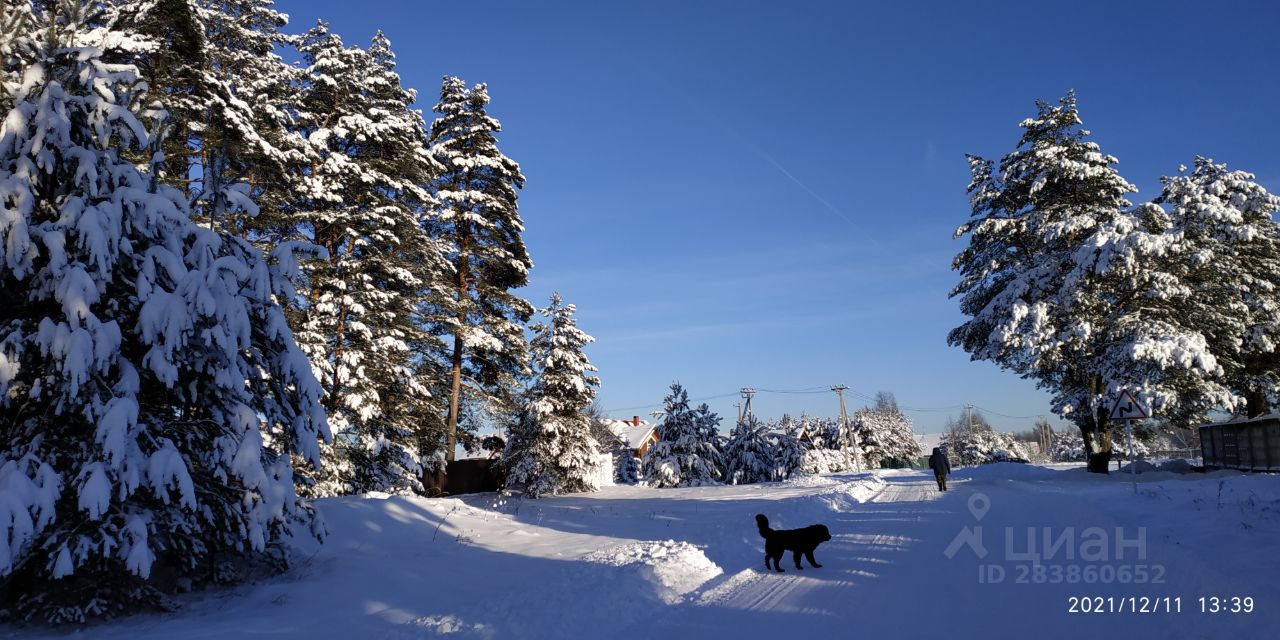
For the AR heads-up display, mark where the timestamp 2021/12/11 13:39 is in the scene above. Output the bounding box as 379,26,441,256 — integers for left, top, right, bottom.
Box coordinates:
1066,596,1256,614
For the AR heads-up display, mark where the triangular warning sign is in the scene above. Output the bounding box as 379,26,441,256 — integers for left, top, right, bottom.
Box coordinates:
1109,390,1148,421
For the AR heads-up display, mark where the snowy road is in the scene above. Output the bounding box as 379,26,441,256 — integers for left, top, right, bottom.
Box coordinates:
7,466,1279,639
640,469,1280,640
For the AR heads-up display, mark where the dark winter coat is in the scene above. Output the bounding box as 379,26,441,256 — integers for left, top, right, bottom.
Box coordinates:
928,448,951,475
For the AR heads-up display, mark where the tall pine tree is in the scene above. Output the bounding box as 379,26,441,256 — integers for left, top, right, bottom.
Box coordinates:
0,1,327,620
105,0,305,235
425,76,533,463
289,25,444,495
950,92,1143,472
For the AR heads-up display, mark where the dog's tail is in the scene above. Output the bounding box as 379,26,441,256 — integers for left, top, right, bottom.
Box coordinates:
755,514,772,539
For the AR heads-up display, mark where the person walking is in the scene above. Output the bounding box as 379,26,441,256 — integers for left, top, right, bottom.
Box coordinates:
928,447,951,491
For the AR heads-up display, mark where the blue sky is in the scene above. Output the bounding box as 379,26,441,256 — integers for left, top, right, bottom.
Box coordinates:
276,0,1280,433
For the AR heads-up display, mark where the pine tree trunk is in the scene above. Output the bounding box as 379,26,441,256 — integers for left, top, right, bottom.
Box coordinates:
1246,387,1269,418
444,239,470,463
1083,376,1111,473
445,336,463,463
327,238,346,413
1082,414,1112,474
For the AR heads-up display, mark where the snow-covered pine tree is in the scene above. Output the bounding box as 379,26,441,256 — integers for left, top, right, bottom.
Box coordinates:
940,411,1029,466
772,420,807,480
614,445,642,485
0,2,328,620
289,25,445,495
1155,158,1280,418
692,402,724,475
854,402,920,468
797,415,861,473
721,416,776,485
642,383,723,487
1049,429,1087,462
105,0,306,235
426,76,534,463
950,92,1146,473
503,293,601,497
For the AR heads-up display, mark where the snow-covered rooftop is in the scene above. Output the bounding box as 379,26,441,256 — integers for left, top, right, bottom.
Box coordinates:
916,432,944,452
602,418,657,450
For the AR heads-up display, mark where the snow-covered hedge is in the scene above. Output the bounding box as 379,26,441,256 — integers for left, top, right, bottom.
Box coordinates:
942,426,1032,466
800,448,862,474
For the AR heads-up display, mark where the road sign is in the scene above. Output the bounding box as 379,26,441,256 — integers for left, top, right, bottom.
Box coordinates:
1109,390,1148,421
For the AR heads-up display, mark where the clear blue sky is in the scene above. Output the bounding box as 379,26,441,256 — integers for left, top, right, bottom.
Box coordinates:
276,0,1280,434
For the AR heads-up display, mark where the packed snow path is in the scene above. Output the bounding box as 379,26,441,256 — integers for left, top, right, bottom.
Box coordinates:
8,466,1279,639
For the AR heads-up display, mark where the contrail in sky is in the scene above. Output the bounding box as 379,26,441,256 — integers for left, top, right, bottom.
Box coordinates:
625,59,859,229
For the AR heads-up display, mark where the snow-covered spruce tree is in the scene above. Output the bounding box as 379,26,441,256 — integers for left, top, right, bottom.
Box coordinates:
642,383,723,487
105,0,306,236
502,294,601,497
947,92,1221,473
721,416,776,485
854,404,920,468
692,401,724,475
1154,158,1280,418
0,2,328,621
1050,429,1087,462
939,411,1029,466
289,25,445,496
800,447,862,475
764,417,806,480
799,416,862,473
426,76,533,463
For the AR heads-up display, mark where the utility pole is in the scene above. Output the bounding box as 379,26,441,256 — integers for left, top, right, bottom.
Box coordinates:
734,403,742,424
966,403,974,432
740,388,756,423
832,385,850,447
1037,416,1052,455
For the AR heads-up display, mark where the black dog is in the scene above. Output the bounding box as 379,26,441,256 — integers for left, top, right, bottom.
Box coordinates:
755,514,832,573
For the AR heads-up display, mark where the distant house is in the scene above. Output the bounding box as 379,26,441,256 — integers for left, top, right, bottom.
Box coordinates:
603,416,660,458
765,424,818,448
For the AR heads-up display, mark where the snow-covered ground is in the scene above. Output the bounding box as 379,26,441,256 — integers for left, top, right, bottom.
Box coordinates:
8,464,1280,639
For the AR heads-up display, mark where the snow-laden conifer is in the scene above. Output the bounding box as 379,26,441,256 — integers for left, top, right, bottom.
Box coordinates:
642,383,723,487
426,76,534,463
721,416,776,485
949,92,1149,472
0,2,327,620
1155,158,1280,417
503,294,601,497
764,416,807,480
105,0,306,233
940,411,1030,466
290,25,445,495
855,403,920,468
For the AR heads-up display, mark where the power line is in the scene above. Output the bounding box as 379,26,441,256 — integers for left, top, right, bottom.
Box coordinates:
755,387,830,395
604,385,1037,422
968,404,1045,420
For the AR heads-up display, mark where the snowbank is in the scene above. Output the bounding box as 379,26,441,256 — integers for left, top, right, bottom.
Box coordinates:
583,540,723,605
952,461,1063,481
